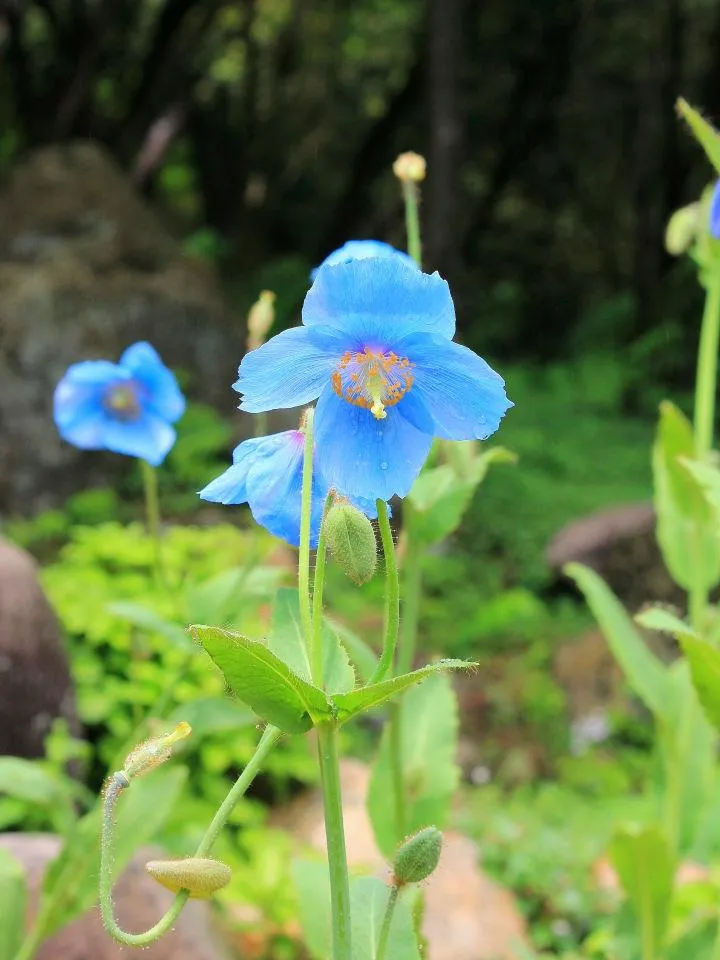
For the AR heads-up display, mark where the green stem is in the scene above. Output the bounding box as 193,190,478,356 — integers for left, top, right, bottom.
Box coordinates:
140,460,164,587
397,532,422,675
298,409,315,649
370,500,400,683
253,411,268,438
401,181,422,267
310,496,332,686
98,725,281,947
388,700,406,840
375,885,400,960
694,272,720,459
316,723,352,960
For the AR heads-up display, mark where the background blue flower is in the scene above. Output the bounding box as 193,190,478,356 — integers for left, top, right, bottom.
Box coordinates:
54,342,186,466
311,239,418,280
236,258,512,502
199,429,383,547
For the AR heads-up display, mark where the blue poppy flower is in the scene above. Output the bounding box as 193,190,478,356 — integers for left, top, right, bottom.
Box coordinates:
54,342,186,466
199,429,381,547
311,240,418,280
710,181,720,239
236,258,512,502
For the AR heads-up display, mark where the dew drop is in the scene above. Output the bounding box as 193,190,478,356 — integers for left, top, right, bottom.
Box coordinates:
380,461,388,470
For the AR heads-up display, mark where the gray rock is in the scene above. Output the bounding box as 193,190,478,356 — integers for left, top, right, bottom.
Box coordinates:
0,537,77,758
0,833,231,960
0,141,241,514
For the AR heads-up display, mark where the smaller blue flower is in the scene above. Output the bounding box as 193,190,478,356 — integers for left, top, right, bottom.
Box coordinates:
199,429,381,547
311,240,417,280
54,342,186,466
710,181,720,240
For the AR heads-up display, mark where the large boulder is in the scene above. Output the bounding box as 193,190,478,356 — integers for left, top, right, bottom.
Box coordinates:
0,142,240,514
0,537,77,758
0,834,231,960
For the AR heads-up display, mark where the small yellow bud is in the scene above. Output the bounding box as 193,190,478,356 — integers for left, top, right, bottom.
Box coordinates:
122,722,191,780
145,857,232,899
246,290,276,351
324,501,377,585
393,152,427,184
665,203,699,256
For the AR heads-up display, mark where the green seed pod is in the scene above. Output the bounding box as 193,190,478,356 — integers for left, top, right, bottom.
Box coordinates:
145,857,232,899
392,827,443,885
665,203,699,256
324,502,377,585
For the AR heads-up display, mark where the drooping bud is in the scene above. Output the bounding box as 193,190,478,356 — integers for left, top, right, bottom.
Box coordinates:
393,151,427,184
122,722,191,780
392,826,443,885
323,501,377,585
145,857,232,899
246,290,276,351
665,203,699,255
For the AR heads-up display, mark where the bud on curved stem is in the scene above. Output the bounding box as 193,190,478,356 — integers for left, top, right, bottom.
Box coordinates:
145,857,231,898
122,721,191,779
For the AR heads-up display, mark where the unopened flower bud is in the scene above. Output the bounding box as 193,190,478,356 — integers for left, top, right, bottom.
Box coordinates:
122,722,191,780
392,826,442,885
665,203,699,255
324,501,377,585
145,857,232,899
393,152,426,184
246,290,276,351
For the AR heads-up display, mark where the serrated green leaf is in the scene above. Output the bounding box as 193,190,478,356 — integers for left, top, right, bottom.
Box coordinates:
368,673,458,857
653,402,720,591
678,634,720,730
39,766,186,936
165,696,256,739
564,563,671,718
0,849,26,960
677,98,720,177
609,824,674,956
331,659,471,725
269,589,355,695
635,607,698,638
108,601,192,651
292,860,420,960
191,624,331,732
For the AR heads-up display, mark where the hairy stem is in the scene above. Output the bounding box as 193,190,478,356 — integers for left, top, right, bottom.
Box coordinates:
370,501,400,683
375,885,400,960
317,723,352,960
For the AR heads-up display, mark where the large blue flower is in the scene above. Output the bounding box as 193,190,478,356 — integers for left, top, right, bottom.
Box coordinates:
54,342,186,466
311,240,418,280
199,430,380,547
236,258,512,501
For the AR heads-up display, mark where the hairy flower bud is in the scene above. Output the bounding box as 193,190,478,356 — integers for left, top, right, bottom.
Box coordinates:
122,722,191,780
145,857,232,898
392,826,443,885
324,501,377,585
246,290,276,351
665,203,699,256
393,151,427,184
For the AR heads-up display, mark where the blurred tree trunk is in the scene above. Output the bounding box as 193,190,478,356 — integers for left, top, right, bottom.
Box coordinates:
425,0,465,274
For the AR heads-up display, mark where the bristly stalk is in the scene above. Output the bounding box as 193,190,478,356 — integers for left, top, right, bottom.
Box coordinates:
370,500,400,683
317,722,352,960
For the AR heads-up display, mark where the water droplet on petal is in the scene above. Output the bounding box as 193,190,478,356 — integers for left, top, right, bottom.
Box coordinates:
380,461,388,470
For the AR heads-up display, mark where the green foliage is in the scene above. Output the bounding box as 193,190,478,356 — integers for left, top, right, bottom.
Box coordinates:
652,402,720,591
368,674,458,858
609,824,675,959
0,851,26,960
677,635,720,730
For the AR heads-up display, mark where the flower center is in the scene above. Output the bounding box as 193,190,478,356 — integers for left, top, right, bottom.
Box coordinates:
103,382,141,421
331,349,414,420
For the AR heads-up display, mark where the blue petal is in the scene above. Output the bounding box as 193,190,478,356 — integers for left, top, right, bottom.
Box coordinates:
397,333,513,440
120,342,186,423
100,412,176,466
311,240,418,280
198,462,250,505
54,361,125,448
710,182,720,240
314,385,432,501
303,257,456,344
235,325,344,413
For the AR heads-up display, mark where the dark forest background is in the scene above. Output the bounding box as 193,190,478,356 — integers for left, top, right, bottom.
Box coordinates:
1,0,716,392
